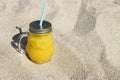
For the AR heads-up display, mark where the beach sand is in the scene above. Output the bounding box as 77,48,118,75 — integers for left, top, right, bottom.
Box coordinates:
0,0,120,80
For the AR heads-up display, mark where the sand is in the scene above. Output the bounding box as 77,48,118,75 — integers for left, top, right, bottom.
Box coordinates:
0,0,120,80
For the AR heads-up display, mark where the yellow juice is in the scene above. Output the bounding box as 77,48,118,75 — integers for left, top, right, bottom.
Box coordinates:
26,32,55,64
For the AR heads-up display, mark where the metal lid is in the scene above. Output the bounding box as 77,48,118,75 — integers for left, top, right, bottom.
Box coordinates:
29,20,52,34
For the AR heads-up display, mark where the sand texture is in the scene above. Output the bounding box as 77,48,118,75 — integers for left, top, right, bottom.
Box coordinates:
0,0,120,80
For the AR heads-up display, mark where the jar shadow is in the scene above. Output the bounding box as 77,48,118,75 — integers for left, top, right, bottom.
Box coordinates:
11,26,27,53
10,27,40,63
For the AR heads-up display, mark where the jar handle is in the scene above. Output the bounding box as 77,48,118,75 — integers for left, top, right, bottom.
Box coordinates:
17,33,28,53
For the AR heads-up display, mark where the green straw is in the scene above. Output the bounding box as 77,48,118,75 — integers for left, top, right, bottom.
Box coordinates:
39,2,47,29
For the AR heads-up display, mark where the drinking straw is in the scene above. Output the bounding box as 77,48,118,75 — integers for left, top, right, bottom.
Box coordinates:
39,2,47,29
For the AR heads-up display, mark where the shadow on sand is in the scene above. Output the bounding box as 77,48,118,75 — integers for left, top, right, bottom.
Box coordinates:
11,26,27,53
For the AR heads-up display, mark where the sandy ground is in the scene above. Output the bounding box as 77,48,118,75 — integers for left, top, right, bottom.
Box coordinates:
0,0,120,80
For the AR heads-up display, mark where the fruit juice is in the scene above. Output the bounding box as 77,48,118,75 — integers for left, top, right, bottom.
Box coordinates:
26,32,55,64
